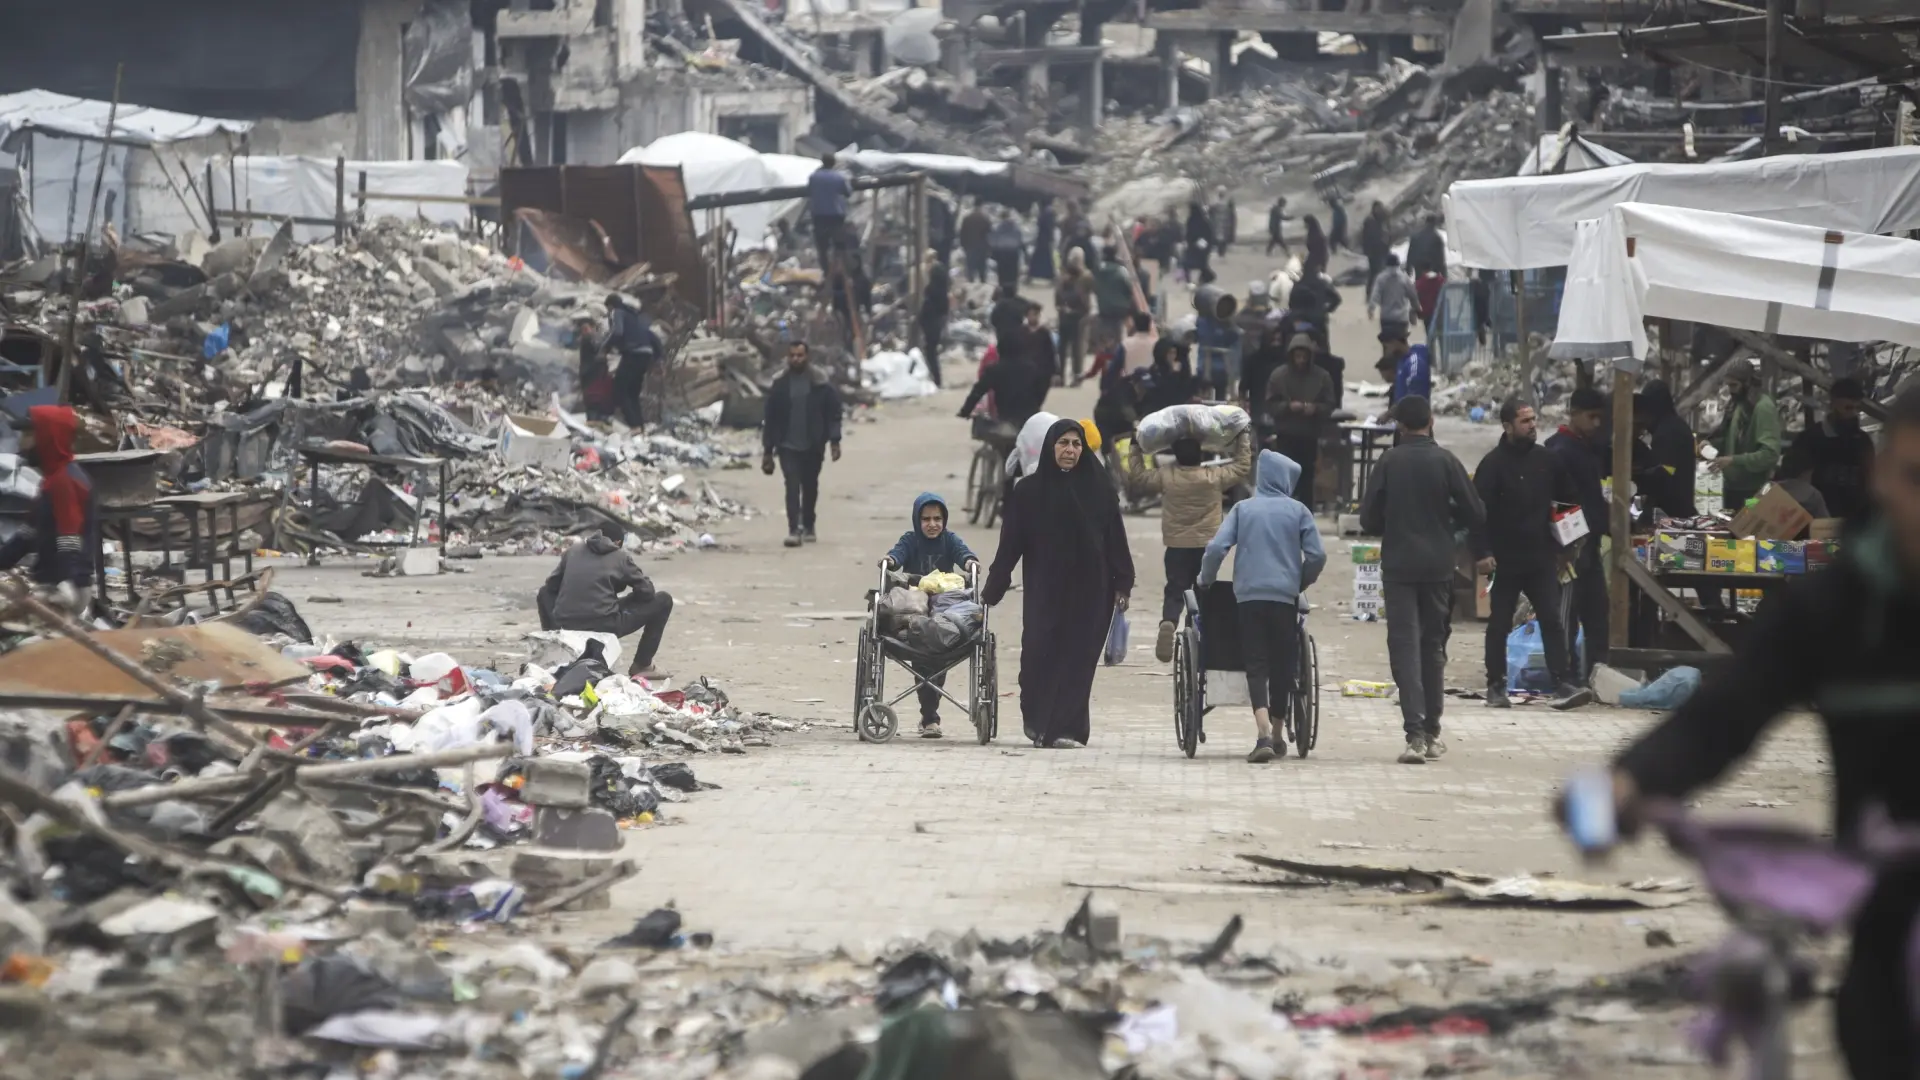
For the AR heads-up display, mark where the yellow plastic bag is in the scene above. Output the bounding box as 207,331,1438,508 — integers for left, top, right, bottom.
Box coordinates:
918,570,967,594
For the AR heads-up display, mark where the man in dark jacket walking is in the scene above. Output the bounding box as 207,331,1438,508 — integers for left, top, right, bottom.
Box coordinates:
1406,213,1447,278
1545,387,1611,680
761,342,844,547
1360,396,1485,764
537,522,673,679
1360,202,1390,294
1473,399,1590,707
1589,382,1920,1079
1263,333,1336,509
959,200,992,283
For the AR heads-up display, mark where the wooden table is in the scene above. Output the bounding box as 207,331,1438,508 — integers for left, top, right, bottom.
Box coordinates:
1340,422,1396,505
295,445,448,555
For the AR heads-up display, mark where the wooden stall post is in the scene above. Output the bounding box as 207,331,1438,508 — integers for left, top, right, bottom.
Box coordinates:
910,174,928,352
1609,364,1633,648
334,156,347,244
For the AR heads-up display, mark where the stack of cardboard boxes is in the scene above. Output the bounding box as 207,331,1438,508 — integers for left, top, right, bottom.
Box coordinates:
1351,541,1382,618
1646,483,1843,577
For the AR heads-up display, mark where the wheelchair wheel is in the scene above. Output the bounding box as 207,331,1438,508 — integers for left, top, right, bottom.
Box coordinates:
1172,626,1201,759
858,703,899,743
1290,633,1319,757
972,633,998,745
854,628,874,725
966,446,994,525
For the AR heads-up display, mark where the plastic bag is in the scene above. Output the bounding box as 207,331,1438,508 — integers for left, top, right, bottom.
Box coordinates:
918,571,967,594
1506,620,1584,692
1619,666,1701,710
1134,403,1251,454
1104,609,1129,666
879,586,930,632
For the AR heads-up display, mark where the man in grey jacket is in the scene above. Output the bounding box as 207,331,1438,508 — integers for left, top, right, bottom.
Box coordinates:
537,523,674,679
1359,396,1486,765
1263,333,1337,510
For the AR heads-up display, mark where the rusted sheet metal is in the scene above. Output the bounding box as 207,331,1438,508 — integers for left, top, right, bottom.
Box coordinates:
500,163,710,314
0,622,308,697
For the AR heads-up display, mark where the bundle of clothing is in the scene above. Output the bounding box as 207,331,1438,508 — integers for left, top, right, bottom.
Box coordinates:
878,582,984,657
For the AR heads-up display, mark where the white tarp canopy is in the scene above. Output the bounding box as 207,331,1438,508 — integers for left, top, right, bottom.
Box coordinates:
841,147,1011,178
0,89,252,147
1549,202,1920,369
1516,131,1633,176
224,157,470,243
618,132,816,253
1446,145,1920,269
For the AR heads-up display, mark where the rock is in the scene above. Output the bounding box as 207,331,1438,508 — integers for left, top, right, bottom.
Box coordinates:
118,296,151,326
521,758,592,809
397,547,441,576
576,955,641,997
97,896,220,950
534,807,621,851
0,987,50,1032
342,899,419,938
415,257,464,299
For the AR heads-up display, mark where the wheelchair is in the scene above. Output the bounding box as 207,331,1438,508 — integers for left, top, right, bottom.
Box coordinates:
1172,581,1319,759
853,561,999,744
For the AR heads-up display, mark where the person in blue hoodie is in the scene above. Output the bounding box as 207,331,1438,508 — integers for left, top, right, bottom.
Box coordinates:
1199,450,1327,762
884,493,980,737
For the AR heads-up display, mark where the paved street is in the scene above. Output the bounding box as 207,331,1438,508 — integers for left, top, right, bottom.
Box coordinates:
274,276,1840,1075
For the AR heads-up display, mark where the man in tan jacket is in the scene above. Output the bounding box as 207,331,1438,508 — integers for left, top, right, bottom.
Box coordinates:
1127,429,1255,661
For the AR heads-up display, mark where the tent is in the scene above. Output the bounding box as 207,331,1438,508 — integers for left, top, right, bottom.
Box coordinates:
1446,144,1920,270
1516,131,1634,176
618,132,816,253
1550,202,1920,367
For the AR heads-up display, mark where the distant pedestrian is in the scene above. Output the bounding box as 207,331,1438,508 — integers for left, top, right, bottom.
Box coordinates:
1266,196,1290,257
1367,253,1419,341
989,209,1025,290
1184,200,1215,278
1359,396,1485,764
1286,269,1341,351
1377,327,1431,411
806,153,852,270
1361,201,1390,293
1054,248,1094,382
1089,247,1138,364
1327,195,1349,252
1472,398,1591,709
919,255,951,387
959,200,992,283
1263,333,1336,509
604,294,661,430
1060,198,1096,268
761,342,843,547
1705,359,1782,512
1029,199,1057,282
572,312,615,421
984,419,1136,749
1406,213,1447,278
1301,214,1329,278
1199,449,1327,762
1789,376,1874,524
1631,379,1697,518
1213,186,1238,255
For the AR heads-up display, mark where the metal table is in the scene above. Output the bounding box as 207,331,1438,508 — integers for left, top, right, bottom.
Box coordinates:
1340,421,1396,504
295,445,448,555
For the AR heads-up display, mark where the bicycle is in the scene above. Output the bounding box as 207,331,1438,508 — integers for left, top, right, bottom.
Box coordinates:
965,415,1017,527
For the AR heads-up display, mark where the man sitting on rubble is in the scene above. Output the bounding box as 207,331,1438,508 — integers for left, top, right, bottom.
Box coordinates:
537,522,672,681
604,295,662,431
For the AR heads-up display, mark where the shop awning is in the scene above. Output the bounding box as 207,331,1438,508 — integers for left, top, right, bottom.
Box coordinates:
0,88,251,147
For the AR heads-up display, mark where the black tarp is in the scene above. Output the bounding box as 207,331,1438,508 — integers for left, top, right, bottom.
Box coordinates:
0,0,361,121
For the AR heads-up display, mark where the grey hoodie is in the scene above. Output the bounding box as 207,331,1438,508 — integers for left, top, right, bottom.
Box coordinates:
1199,450,1327,604
539,534,654,627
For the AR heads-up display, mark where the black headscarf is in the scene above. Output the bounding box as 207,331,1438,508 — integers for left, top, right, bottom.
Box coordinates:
1023,418,1119,561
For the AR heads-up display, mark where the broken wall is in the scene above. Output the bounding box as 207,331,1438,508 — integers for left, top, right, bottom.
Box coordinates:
565,76,815,165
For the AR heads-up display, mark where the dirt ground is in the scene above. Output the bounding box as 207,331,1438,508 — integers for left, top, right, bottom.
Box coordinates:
271,267,1844,1076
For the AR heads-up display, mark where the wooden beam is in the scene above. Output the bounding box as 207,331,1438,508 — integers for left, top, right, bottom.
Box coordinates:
1145,9,1449,36
1724,328,1890,420
1620,558,1734,654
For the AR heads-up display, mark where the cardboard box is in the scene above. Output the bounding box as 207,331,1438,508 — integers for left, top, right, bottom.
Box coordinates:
500,413,574,472
1551,504,1591,547
1350,541,1381,565
1756,539,1805,574
1705,538,1756,574
1654,532,1706,571
1729,483,1813,541
1806,538,1840,571
1808,518,1844,540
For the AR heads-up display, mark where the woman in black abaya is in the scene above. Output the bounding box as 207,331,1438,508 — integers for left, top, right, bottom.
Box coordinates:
983,419,1135,748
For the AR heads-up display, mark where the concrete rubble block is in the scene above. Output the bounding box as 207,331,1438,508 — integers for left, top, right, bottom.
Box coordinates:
415,257,464,299
520,758,592,808
575,955,641,997
255,793,357,880
97,896,221,951
201,236,267,278
118,296,151,326
509,850,616,910
533,806,621,852
341,898,419,938
209,834,298,878
398,547,442,576
0,986,50,1032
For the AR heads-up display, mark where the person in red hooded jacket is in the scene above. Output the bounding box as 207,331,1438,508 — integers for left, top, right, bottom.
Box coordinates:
0,405,97,612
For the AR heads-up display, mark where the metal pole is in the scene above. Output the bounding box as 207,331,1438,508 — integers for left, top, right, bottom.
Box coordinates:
1762,0,1784,155
910,174,928,353
1609,366,1633,650
334,156,347,244
1513,273,1534,406
57,63,123,405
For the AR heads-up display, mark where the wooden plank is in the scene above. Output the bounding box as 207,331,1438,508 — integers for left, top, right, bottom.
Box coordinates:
1724,328,1890,421
1621,558,1734,654
1146,9,1449,36
1609,646,1737,670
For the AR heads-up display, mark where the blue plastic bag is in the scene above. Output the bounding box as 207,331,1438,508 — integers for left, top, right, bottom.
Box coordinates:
1505,619,1586,692
1619,666,1701,711
1103,609,1129,666
202,324,231,360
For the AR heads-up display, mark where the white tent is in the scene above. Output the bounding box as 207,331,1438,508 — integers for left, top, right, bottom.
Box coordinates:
1516,131,1633,176
1446,145,1920,270
618,132,816,253
1549,202,1920,368
0,89,252,147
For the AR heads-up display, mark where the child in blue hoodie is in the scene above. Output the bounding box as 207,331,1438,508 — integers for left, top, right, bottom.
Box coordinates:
884,493,981,737
1199,450,1327,763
